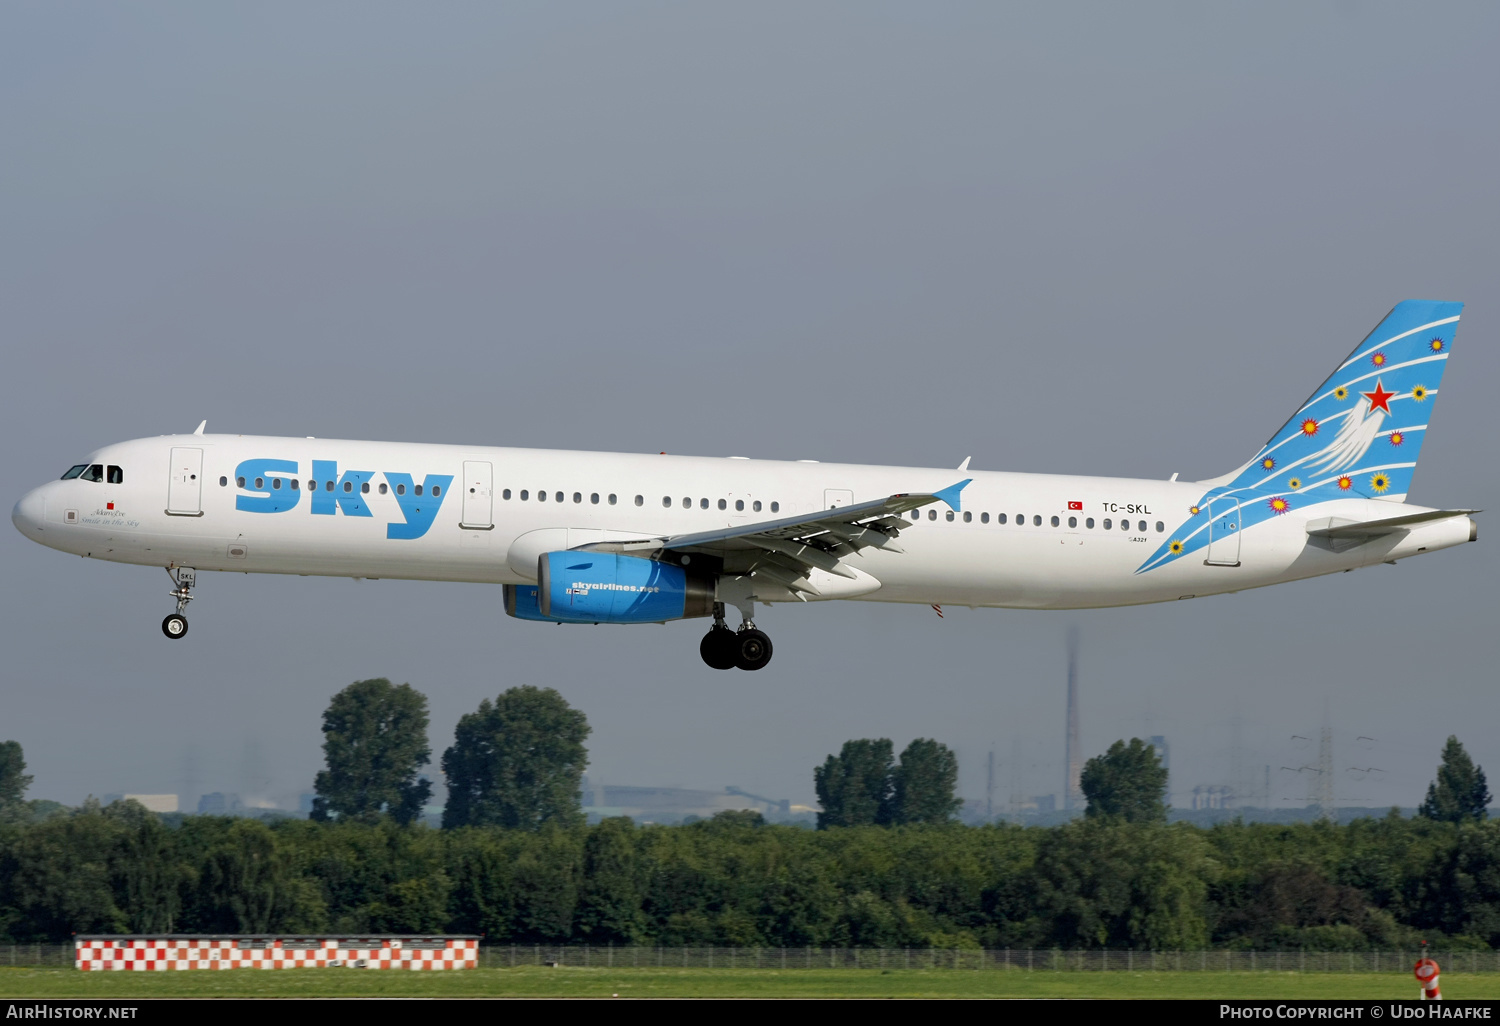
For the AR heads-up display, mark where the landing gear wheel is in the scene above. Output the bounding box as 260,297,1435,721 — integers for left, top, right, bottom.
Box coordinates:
734,628,773,671
700,627,738,670
162,614,188,639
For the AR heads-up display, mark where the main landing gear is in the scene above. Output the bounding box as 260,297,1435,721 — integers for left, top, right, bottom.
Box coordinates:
162,567,196,640
700,603,773,671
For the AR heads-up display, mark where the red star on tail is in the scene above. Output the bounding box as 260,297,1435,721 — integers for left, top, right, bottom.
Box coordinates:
1362,379,1395,415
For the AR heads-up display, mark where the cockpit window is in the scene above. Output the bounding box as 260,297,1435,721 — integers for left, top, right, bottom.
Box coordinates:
106,466,123,484
60,464,88,480
79,464,104,482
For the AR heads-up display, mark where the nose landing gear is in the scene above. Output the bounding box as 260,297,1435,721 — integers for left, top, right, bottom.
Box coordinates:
162,567,196,640
699,603,773,671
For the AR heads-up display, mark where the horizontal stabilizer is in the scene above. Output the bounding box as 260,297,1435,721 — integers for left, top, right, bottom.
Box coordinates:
1306,509,1478,539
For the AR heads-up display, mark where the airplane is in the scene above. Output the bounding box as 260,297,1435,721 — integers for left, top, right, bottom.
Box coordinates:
11,300,1477,671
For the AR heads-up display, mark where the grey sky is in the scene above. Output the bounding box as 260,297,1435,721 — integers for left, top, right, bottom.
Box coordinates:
3,3,1498,812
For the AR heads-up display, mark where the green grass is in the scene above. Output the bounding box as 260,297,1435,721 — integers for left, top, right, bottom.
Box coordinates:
2,966,1496,999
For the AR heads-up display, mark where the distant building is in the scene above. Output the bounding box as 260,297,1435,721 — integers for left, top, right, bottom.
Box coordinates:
197,792,242,814
581,784,795,824
102,794,178,813
1191,785,1231,810
1030,794,1057,814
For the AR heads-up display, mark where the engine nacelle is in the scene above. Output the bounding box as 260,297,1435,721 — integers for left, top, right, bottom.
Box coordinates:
505,552,714,624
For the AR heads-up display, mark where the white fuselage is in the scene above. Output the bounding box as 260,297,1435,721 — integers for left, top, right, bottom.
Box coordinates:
10,433,1475,612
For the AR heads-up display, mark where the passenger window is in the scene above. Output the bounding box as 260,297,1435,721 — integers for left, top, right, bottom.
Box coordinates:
1103,518,1112,529
735,500,744,511
236,476,246,488
981,512,989,523
700,498,709,509
963,511,972,523
432,486,441,496
1016,514,1024,525
503,489,511,499
928,510,937,520
753,501,762,512
1156,521,1164,533
911,510,920,520
609,494,618,505
682,497,691,508
1138,520,1146,533
255,477,264,489
291,479,300,491
272,478,281,490
342,481,352,492
590,493,599,504
399,484,408,496
634,495,642,506
998,513,1007,524
554,492,562,503
1068,516,1077,528
219,476,228,487
537,489,546,501
377,483,385,494
1050,516,1060,527
574,492,582,504
1120,519,1129,532
106,466,123,484
1034,515,1042,526
518,489,526,500
946,511,955,522
770,502,780,513
326,481,334,492
361,482,370,494
718,498,727,510
1086,518,1095,529
61,464,88,480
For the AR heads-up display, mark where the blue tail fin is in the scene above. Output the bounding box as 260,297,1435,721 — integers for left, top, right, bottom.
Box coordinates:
1135,300,1462,575
1207,299,1462,503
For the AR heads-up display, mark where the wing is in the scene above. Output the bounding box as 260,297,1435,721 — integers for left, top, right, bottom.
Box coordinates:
575,479,971,597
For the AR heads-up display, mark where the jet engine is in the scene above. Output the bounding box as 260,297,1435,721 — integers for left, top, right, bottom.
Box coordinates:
503,552,714,624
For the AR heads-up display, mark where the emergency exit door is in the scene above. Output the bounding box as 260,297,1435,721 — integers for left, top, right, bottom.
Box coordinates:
824,489,854,510
461,461,493,529
166,447,203,516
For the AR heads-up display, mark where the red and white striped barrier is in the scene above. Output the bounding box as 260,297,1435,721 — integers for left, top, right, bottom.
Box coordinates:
74,936,479,971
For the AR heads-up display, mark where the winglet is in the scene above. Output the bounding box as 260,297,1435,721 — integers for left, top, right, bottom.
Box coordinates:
193,420,207,436
932,478,972,512
957,456,971,472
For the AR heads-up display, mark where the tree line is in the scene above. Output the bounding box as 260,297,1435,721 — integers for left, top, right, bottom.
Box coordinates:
0,680,1492,949
6,798,1500,949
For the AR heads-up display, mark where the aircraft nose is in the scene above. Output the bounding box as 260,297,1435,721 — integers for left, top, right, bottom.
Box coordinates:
12,487,45,535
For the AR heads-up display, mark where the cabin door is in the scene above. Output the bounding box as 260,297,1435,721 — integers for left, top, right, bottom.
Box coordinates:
461,461,494,530
1204,498,1241,566
166,447,203,516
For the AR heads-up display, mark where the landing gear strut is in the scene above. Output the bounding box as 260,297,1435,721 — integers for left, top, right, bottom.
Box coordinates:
162,567,196,640
699,602,773,671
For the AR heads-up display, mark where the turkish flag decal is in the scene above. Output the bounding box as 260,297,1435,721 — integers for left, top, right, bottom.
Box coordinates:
106,502,115,510
1067,501,1083,510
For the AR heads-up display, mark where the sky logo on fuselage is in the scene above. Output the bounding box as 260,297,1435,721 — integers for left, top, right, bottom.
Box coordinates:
233,459,453,540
